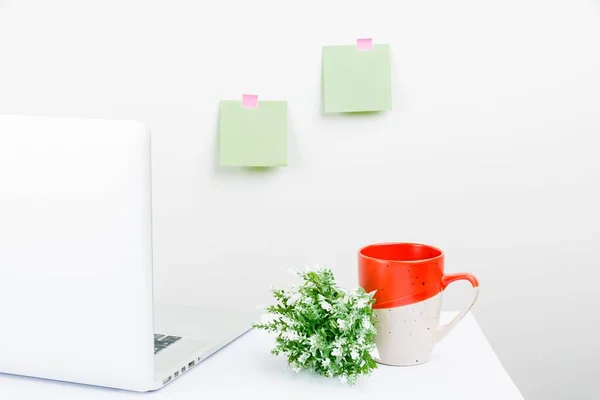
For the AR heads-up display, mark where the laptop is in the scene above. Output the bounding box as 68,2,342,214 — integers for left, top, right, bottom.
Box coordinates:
0,114,255,391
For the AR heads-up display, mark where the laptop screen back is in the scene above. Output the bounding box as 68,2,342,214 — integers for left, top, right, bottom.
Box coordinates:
0,115,155,391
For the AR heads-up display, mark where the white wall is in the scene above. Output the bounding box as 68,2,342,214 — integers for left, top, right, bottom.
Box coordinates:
1,0,599,398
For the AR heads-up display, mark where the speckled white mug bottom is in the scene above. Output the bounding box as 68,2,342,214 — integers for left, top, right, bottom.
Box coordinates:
373,293,442,366
373,283,479,367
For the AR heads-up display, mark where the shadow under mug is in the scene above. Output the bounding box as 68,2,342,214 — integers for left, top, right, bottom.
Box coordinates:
358,242,479,366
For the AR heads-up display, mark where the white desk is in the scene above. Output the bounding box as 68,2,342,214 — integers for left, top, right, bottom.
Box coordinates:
0,313,523,399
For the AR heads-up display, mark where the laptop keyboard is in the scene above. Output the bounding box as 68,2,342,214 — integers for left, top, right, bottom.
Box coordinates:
154,334,182,354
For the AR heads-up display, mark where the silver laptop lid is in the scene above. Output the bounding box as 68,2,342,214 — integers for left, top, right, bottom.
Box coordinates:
0,115,155,391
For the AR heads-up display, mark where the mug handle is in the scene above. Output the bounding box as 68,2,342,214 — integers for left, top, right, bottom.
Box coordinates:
436,273,480,343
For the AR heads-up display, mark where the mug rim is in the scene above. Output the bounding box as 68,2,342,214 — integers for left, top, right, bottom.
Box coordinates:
358,242,444,263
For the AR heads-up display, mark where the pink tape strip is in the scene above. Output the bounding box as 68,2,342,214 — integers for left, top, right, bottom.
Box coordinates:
241,94,259,108
356,38,373,51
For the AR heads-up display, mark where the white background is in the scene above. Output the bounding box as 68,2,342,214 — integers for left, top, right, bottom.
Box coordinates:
1,0,599,398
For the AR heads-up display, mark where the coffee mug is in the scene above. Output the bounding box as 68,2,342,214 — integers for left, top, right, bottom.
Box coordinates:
358,242,479,366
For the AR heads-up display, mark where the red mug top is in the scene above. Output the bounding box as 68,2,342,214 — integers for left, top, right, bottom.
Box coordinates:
358,243,445,309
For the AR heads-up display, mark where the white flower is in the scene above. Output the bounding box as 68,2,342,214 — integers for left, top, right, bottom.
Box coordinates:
321,301,332,311
298,353,309,364
302,296,314,305
307,335,318,348
350,350,359,360
336,318,347,330
354,297,368,309
287,268,298,276
357,336,365,345
281,331,299,341
361,316,372,330
287,291,301,305
331,347,343,357
369,346,380,359
338,375,348,384
289,364,301,373
321,358,331,368
341,294,350,304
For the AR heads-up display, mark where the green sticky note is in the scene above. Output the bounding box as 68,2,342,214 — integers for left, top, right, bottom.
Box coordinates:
322,44,392,113
219,100,288,167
